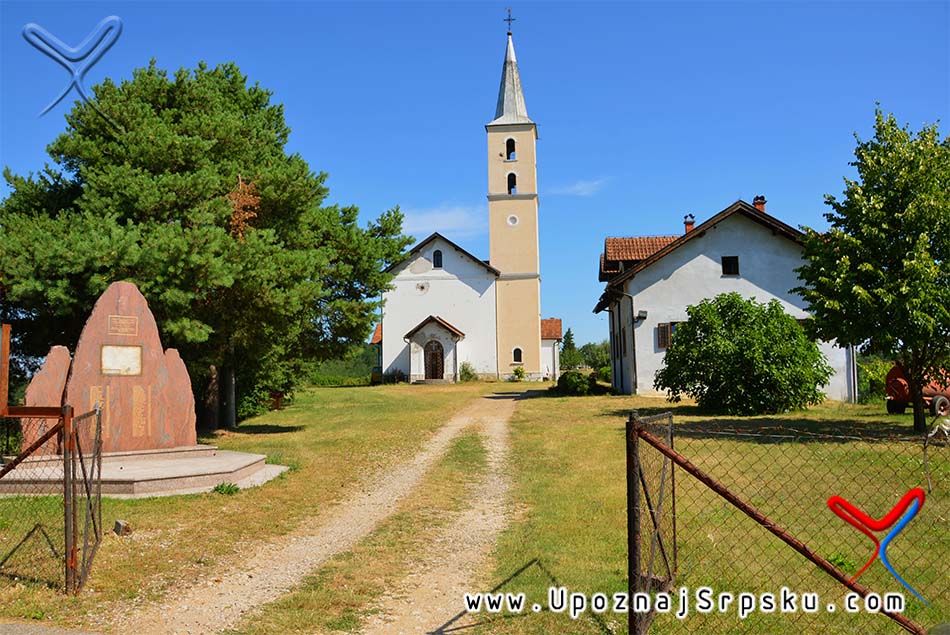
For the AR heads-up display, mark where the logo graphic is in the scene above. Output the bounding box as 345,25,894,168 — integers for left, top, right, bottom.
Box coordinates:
22,16,122,118
827,488,927,603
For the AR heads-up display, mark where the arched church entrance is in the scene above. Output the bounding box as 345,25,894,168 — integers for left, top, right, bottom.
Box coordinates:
424,341,444,380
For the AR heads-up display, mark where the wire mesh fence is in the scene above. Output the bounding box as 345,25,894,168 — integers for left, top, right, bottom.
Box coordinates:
0,407,102,593
630,412,949,635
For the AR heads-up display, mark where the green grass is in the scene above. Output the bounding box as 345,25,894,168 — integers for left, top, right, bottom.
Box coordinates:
0,382,491,627
472,394,949,635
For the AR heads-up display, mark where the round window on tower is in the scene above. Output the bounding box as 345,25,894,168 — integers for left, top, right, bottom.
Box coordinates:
507,215,519,226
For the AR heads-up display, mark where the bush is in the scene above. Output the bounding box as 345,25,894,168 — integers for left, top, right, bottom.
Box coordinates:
382,369,408,384
459,361,478,382
597,365,611,383
555,370,589,396
511,366,527,382
654,293,832,415
857,356,891,403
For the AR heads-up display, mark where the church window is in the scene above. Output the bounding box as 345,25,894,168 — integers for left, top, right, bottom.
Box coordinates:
507,173,517,195
512,347,523,363
507,215,519,226
506,138,516,160
433,250,443,269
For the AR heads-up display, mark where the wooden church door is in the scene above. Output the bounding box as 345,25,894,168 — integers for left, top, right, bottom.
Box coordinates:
424,341,444,380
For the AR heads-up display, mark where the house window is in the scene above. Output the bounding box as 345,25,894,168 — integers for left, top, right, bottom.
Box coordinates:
721,256,739,276
433,250,443,269
513,347,523,363
658,322,681,350
506,138,517,160
507,173,517,195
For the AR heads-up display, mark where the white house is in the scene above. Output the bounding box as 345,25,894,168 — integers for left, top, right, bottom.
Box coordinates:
594,197,857,401
375,31,561,383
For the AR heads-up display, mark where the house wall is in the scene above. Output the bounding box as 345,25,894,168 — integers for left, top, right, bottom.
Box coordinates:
541,339,560,380
381,237,497,379
614,214,855,401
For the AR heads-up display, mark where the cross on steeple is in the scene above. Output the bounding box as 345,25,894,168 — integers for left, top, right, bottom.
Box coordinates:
504,8,515,34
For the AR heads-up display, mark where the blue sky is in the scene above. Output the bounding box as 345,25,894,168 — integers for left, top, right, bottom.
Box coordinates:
1,1,948,345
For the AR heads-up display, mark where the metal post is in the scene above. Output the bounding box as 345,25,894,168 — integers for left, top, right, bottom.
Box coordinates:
626,412,641,635
62,405,75,594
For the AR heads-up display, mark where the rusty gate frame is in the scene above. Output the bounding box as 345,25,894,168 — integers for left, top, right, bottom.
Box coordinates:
0,324,103,594
626,410,929,635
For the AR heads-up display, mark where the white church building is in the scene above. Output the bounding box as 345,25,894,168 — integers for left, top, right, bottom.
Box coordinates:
374,31,561,382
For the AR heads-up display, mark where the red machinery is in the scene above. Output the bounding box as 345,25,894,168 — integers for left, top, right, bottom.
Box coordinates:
885,364,950,416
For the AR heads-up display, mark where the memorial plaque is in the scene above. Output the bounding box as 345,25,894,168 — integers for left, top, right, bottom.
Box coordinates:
131,385,151,438
101,345,142,375
108,315,138,336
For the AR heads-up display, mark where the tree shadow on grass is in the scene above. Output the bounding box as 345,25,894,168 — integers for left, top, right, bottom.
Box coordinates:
597,407,926,444
200,424,305,438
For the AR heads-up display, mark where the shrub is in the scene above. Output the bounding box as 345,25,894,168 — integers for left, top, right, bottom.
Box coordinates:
382,369,408,384
597,365,611,383
459,361,478,382
857,356,891,403
556,370,589,396
511,366,527,382
654,293,832,415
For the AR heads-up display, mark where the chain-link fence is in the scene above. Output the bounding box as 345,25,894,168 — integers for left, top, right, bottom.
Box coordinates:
0,407,102,593
629,412,949,635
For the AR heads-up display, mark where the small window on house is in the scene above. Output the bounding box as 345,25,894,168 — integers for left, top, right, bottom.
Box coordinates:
507,173,517,195
658,322,681,350
721,256,739,276
513,347,523,363
433,250,443,269
506,138,516,160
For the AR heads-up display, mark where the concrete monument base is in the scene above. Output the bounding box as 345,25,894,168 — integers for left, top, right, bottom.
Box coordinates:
0,446,287,498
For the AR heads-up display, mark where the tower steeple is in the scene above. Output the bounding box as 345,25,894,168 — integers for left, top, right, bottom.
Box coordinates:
490,34,533,126
486,26,542,380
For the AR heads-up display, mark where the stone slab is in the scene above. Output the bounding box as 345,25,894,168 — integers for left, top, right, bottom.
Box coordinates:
21,346,70,454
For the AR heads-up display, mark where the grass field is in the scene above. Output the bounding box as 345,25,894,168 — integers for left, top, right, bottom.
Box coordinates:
471,393,949,635
0,382,491,628
1,384,947,634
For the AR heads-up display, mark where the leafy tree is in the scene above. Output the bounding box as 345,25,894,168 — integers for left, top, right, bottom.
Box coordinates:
579,340,610,369
654,293,832,415
560,327,583,369
0,61,411,420
795,110,950,432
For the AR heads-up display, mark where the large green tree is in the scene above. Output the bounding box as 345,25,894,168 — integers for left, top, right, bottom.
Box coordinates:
0,61,411,420
795,110,950,432
654,293,831,415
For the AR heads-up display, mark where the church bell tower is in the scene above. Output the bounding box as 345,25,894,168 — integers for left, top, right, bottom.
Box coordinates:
487,28,542,378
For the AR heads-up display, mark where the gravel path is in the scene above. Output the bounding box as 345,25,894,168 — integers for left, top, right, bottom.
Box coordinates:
358,394,516,635
113,393,517,635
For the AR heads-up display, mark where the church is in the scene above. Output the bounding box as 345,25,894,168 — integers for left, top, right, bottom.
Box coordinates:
373,30,561,382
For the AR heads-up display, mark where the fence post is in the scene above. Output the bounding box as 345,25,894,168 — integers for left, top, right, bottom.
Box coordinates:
62,404,76,594
626,411,641,635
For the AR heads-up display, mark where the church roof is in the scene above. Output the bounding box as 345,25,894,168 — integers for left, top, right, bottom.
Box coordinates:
488,33,534,126
541,318,562,341
384,232,500,276
404,315,465,341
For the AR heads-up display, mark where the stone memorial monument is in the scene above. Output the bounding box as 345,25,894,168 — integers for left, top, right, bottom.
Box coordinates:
24,281,196,453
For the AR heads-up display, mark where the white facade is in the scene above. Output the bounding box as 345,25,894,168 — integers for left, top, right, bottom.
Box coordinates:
381,235,498,380
602,206,856,402
541,338,560,380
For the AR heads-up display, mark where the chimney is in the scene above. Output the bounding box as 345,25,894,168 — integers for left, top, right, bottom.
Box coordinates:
683,213,695,234
753,195,767,212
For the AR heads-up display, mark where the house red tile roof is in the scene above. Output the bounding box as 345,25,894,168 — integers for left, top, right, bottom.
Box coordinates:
370,323,382,344
605,236,679,261
541,318,562,340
